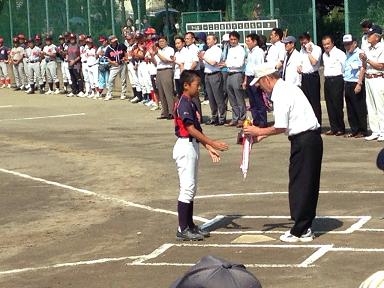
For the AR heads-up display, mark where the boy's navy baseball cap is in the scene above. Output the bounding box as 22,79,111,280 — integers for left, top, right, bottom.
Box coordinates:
377,148,384,171
169,255,262,288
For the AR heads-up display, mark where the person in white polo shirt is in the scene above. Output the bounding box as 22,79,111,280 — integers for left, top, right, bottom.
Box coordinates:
322,35,347,136
244,63,322,243
359,25,384,141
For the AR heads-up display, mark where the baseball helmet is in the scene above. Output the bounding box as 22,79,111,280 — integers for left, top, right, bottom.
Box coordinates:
85,37,93,43
144,27,156,35
34,34,41,41
58,34,64,40
18,33,25,39
78,34,86,41
45,35,53,41
98,35,107,43
69,33,76,39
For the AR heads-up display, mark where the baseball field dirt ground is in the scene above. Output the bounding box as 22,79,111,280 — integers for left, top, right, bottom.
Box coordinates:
0,88,383,288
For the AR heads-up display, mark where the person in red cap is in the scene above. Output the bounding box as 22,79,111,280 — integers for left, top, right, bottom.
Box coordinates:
25,38,44,94
78,34,88,97
9,36,28,90
0,36,11,88
84,37,99,98
42,35,60,94
124,32,142,101
66,33,84,97
57,34,72,93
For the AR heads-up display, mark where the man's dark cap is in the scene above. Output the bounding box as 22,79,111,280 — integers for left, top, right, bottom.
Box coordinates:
169,255,262,288
367,25,382,36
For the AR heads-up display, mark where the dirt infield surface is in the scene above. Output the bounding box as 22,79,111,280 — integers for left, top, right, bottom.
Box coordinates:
0,89,383,288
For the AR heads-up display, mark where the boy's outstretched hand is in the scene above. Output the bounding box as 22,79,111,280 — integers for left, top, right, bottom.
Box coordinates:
205,144,221,163
210,140,229,152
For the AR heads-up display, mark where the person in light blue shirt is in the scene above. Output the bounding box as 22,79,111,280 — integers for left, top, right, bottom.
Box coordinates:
342,34,368,138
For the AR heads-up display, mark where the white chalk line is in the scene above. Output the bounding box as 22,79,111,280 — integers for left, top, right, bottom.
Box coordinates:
0,113,86,122
196,190,384,199
204,215,372,235
2,244,384,276
0,255,141,276
0,105,13,108
298,245,334,267
0,168,208,223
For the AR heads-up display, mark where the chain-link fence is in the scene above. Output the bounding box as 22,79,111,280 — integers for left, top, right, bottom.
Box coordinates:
0,0,123,44
0,0,381,46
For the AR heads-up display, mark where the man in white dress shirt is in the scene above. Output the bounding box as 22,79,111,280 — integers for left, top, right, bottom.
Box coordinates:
298,32,323,125
245,63,322,243
242,33,267,127
151,36,175,119
266,28,285,71
322,35,347,136
184,32,202,119
222,31,246,128
281,36,301,87
198,34,225,125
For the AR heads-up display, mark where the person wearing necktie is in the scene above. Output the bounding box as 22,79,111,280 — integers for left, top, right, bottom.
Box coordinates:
281,36,301,87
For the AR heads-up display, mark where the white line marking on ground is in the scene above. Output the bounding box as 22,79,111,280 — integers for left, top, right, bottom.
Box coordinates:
0,255,140,276
358,228,384,232
331,248,384,252
174,243,326,249
0,168,208,223
127,262,314,268
298,245,333,267
131,243,174,264
344,216,372,233
0,105,13,108
195,190,384,199
204,215,371,235
0,113,86,122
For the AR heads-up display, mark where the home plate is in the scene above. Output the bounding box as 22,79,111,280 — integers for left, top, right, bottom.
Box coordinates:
231,235,275,244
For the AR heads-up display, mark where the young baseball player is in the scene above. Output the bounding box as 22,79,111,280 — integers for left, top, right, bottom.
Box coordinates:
173,70,229,241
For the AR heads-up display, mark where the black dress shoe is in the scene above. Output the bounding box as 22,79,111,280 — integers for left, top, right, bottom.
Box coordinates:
335,131,345,136
205,119,218,125
167,115,174,120
224,120,238,127
157,116,168,120
324,130,335,135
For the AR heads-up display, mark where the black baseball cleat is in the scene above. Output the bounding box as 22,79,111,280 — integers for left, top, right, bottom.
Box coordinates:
191,225,210,237
176,228,204,241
